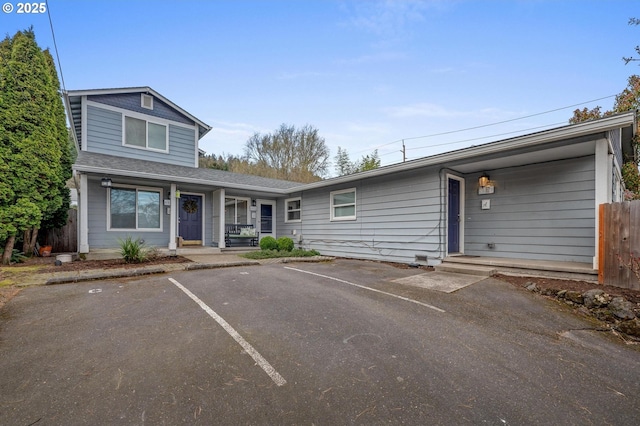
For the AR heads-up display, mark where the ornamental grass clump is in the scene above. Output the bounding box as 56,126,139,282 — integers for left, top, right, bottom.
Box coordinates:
118,236,149,263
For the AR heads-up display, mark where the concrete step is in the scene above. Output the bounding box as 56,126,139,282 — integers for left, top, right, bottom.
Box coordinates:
435,263,497,276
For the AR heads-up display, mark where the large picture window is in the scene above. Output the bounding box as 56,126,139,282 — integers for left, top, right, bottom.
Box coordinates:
330,188,356,221
124,116,167,152
109,187,162,230
285,197,301,222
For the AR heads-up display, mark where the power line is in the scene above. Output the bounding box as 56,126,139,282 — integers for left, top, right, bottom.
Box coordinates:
377,121,567,158
408,121,567,152
46,0,66,92
351,94,616,156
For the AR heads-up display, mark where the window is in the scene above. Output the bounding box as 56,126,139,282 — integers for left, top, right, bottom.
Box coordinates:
124,116,167,151
225,197,249,224
285,197,301,222
109,187,162,230
330,188,356,221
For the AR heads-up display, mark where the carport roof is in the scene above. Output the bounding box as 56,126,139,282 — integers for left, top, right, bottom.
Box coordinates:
74,151,301,193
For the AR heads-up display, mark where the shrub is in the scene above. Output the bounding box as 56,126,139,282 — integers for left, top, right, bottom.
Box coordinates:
242,247,321,260
276,236,294,252
259,236,278,251
0,248,27,264
118,236,148,263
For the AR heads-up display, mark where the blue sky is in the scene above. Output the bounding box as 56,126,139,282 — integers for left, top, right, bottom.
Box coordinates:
2,0,638,171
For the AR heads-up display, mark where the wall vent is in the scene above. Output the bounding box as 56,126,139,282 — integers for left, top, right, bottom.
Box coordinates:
141,93,153,110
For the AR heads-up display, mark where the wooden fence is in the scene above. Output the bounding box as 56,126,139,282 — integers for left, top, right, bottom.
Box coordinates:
39,208,77,253
599,201,640,290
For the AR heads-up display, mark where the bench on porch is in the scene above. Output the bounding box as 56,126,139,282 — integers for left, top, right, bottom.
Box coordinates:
225,224,259,247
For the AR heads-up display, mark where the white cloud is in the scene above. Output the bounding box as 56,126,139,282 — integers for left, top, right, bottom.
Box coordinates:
335,51,407,65
385,102,464,118
277,71,334,80
385,103,522,119
346,0,431,38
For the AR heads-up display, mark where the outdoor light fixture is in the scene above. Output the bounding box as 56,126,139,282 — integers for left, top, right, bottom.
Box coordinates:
101,177,112,188
251,199,256,207
175,189,181,198
478,173,490,188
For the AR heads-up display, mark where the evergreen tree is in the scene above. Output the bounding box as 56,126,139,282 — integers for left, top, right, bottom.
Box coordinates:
334,147,381,176
0,28,70,263
334,147,354,176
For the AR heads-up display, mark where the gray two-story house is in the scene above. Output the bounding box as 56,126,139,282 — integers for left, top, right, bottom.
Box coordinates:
65,87,298,254
66,87,636,271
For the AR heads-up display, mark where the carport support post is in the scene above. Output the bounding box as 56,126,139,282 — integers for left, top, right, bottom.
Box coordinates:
593,138,612,269
169,183,177,251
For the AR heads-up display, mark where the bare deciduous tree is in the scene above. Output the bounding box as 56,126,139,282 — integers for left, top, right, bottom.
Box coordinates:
243,124,329,182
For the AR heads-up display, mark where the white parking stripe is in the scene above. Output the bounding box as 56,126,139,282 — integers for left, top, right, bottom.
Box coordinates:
168,278,287,387
284,267,446,313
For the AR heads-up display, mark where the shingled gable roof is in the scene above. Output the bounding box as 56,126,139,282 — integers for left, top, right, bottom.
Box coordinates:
74,151,301,193
64,87,212,151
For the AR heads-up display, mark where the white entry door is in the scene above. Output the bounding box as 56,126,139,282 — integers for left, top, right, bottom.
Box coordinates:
257,199,276,240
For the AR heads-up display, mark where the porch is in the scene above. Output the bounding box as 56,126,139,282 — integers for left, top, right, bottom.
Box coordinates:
437,256,598,283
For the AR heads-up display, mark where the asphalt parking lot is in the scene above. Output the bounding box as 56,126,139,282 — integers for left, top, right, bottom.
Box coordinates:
1,259,639,425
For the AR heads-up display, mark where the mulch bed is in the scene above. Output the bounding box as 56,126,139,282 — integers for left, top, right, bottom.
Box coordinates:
4,255,192,273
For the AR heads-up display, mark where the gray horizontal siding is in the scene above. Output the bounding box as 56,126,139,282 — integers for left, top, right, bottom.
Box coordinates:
89,93,194,125
278,169,443,264
464,156,596,263
86,105,197,167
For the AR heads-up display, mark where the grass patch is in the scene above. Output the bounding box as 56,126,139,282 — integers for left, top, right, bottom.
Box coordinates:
241,248,321,260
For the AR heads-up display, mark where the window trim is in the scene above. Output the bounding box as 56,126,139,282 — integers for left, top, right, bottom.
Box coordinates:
107,184,164,232
122,115,169,153
285,197,302,223
330,188,356,221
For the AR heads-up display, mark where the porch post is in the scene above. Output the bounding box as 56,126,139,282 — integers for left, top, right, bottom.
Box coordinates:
212,188,226,248
593,138,611,269
169,183,177,251
78,173,89,253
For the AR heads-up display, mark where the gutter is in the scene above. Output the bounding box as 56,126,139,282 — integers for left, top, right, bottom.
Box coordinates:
73,164,292,195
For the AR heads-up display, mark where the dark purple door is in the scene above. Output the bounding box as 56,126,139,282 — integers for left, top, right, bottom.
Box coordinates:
179,194,202,241
448,179,460,253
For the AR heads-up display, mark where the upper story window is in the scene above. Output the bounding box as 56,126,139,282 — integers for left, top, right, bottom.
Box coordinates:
124,116,168,152
330,188,356,221
285,197,301,222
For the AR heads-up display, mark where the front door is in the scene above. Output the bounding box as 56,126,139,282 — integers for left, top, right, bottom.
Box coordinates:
179,194,203,245
447,178,461,253
257,200,276,240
